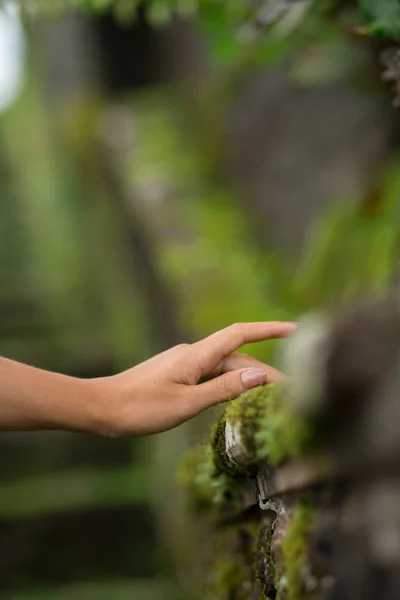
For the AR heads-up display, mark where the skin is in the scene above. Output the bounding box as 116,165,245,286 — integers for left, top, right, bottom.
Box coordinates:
0,321,297,437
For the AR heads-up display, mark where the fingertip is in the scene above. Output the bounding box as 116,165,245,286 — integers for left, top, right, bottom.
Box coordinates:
240,368,268,390
281,322,299,336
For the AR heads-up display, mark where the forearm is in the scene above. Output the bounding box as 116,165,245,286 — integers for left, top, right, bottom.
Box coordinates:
0,357,100,433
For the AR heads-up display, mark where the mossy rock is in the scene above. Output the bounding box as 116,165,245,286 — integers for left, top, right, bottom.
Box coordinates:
180,383,320,600
180,382,316,523
211,383,314,479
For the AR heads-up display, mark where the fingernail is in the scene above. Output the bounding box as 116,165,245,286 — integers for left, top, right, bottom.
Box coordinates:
241,368,267,390
285,322,299,334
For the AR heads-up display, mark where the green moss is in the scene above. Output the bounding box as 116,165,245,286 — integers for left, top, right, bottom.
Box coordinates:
208,558,249,600
207,521,261,600
178,442,243,513
178,443,215,511
255,400,314,468
211,383,314,478
211,385,277,477
210,412,234,476
278,503,316,600
256,523,277,599
226,385,274,461
180,385,318,599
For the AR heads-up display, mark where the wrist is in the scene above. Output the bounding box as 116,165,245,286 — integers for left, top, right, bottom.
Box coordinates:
45,374,104,435
83,376,122,438
38,373,110,436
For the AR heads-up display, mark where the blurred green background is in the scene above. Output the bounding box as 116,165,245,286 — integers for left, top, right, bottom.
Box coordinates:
0,0,399,598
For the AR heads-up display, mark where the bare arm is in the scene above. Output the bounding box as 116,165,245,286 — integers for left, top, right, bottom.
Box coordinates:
0,321,297,437
0,357,98,433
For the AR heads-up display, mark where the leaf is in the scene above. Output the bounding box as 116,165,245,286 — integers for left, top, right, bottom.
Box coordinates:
360,0,400,39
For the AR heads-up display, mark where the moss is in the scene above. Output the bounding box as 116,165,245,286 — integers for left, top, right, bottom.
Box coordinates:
205,526,245,599
210,412,234,476
255,398,314,468
278,503,316,600
207,521,262,600
178,443,215,511
211,383,315,478
256,522,277,599
179,384,318,600
211,385,277,477
226,385,274,466
178,442,243,513
208,558,249,600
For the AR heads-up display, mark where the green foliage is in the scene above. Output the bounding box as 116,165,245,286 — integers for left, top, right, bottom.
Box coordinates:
292,162,400,312
179,442,243,511
255,388,315,466
3,0,252,22
124,92,295,363
7,0,400,44
360,0,400,38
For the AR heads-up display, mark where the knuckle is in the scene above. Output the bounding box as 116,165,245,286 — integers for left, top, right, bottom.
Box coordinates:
216,374,234,401
231,322,246,343
175,343,190,351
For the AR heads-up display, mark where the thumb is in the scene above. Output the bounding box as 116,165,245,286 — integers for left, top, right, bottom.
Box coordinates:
193,368,267,411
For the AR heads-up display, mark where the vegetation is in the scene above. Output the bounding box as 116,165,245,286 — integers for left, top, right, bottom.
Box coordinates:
0,0,399,598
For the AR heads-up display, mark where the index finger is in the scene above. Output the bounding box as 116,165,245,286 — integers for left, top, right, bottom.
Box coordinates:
193,321,298,374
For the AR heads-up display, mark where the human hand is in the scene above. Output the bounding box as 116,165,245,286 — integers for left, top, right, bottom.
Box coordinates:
91,321,298,437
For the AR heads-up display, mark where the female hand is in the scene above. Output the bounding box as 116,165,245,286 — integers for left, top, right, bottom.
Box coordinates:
92,321,298,437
